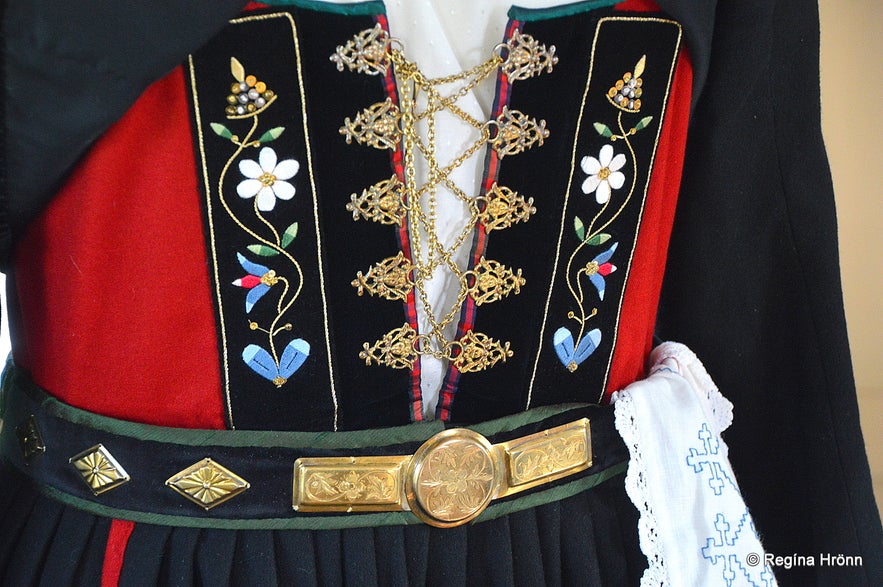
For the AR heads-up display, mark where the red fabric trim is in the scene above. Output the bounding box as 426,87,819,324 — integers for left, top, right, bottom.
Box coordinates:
13,67,227,429
374,14,424,421
615,0,662,11
101,520,135,587
604,49,693,400
436,19,521,422
242,2,269,11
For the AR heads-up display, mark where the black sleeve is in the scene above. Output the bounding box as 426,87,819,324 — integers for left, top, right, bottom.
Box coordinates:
1,0,248,268
657,0,882,584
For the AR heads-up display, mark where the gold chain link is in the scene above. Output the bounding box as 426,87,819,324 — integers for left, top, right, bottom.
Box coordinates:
336,27,558,372
387,48,500,360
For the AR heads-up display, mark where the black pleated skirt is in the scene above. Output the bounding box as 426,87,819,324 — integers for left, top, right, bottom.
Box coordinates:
0,459,644,586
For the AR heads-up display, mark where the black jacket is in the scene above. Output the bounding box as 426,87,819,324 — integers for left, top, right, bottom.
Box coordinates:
3,1,881,585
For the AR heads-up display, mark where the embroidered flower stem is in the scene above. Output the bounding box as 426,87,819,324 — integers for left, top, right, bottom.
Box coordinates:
217,115,304,367
591,112,638,237
562,112,638,361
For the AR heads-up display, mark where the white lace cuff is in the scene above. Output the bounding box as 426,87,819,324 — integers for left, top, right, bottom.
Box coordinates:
612,342,777,586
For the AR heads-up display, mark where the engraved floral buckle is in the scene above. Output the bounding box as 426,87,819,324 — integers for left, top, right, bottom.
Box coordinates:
292,419,592,528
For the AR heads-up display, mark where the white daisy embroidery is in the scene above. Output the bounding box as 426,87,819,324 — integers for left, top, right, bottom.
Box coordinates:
580,144,626,204
237,147,299,212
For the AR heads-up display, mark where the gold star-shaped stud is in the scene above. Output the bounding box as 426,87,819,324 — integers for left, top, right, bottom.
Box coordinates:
165,458,249,510
69,444,130,495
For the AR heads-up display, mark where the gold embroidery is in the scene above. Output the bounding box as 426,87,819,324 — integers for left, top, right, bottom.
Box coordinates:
352,252,416,301
462,257,525,306
339,98,402,150
525,17,683,407
607,55,645,112
192,12,339,429
69,444,131,495
476,184,536,231
557,55,655,373
226,57,277,117
359,323,420,370
346,175,407,225
209,55,313,391
329,23,391,76
166,458,250,510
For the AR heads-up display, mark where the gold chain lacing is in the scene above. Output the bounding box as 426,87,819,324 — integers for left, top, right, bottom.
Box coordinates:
333,25,557,371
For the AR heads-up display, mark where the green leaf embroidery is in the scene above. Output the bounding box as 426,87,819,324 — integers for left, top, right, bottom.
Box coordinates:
634,116,654,131
587,233,611,246
574,216,586,242
231,57,245,82
281,222,299,248
247,244,280,257
258,127,286,144
593,122,613,138
210,123,233,140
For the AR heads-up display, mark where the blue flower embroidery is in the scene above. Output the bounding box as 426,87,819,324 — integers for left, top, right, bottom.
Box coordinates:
243,339,310,388
232,253,277,313
585,242,617,301
553,327,602,372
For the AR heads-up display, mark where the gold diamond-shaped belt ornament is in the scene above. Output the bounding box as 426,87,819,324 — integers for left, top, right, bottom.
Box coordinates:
166,458,250,510
69,444,131,495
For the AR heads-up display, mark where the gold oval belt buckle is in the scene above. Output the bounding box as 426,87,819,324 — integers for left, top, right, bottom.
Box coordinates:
405,428,503,528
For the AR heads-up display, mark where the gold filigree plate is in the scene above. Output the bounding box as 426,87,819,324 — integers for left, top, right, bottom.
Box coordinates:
293,457,406,512
462,257,526,306
476,184,536,232
329,23,392,76
499,29,559,82
346,176,407,225
359,326,514,373
339,98,401,150
69,444,130,495
166,458,250,510
489,107,549,157
334,27,556,373
290,419,592,528
359,323,420,369
352,252,416,301
451,331,514,373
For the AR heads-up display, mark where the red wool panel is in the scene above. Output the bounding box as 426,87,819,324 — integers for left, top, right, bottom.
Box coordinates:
615,0,663,12
604,48,694,399
14,67,227,429
100,520,135,587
